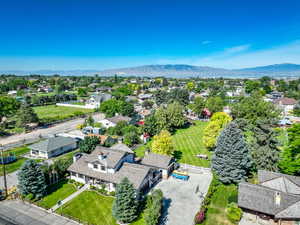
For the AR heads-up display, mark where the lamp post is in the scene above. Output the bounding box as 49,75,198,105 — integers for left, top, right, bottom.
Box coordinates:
0,144,8,198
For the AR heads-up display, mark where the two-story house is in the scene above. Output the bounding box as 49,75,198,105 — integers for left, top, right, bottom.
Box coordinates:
68,146,158,193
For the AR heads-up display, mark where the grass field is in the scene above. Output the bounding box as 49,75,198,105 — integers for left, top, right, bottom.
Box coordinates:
38,180,77,209
0,146,30,176
135,121,210,167
59,191,145,225
33,105,93,123
203,184,238,225
59,191,117,225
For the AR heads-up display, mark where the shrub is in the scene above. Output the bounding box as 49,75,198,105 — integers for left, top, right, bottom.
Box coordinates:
226,202,242,223
110,191,116,196
25,193,34,201
194,210,205,224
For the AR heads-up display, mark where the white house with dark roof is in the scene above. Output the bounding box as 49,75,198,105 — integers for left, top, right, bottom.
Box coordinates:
29,136,77,159
68,146,160,193
238,170,300,225
98,115,131,128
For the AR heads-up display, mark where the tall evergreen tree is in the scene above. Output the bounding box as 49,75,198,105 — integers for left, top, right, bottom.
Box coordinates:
144,189,163,225
212,122,252,184
16,103,39,128
18,160,47,199
112,177,138,223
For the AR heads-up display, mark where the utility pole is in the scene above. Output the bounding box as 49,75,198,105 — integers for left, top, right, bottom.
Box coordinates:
0,144,8,198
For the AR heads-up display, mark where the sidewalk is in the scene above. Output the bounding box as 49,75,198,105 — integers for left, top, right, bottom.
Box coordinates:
50,184,89,211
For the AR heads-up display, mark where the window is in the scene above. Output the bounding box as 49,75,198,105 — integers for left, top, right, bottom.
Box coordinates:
93,164,98,169
78,174,84,179
71,172,76,177
101,165,106,171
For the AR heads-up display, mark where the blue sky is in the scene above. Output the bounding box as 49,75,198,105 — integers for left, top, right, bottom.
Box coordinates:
1,0,300,70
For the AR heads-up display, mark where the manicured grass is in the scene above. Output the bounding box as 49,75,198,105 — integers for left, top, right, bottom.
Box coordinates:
135,121,211,167
33,105,93,123
0,146,30,176
59,191,118,225
38,180,77,209
203,184,238,225
172,121,210,167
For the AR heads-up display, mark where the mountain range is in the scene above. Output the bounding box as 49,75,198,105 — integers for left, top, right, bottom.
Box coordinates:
2,63,300,78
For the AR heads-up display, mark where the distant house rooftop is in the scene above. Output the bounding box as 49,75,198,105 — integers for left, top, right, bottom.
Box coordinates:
107,115,131,124
274,97,297,105
110,143,134,154
29,136,77,152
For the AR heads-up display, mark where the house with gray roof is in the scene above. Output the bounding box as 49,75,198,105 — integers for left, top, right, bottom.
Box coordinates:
29,136,77,159
99,115,132,128
141,152,175,179
238,170,300,224
86,93,112,109
68,146,159,193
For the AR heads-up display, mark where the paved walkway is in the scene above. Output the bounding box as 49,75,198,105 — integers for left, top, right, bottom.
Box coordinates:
0,200,79,225
50,184,89,211
155,171,212,225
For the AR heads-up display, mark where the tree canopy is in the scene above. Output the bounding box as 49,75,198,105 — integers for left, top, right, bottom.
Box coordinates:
151,130,174,156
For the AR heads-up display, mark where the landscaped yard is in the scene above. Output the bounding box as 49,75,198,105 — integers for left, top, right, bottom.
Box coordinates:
0,146,30,176
58,191,145,225
58,191,117,225
38,180,77,209
33,105,93,123
135,121,211,167
203,184,238,225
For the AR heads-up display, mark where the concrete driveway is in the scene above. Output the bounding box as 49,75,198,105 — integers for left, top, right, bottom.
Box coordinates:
155,171,212,225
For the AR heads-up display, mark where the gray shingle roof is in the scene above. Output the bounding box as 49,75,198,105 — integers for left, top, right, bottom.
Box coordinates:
141,153,173,170
110,143,134,153
68,149,152,189
238,182,300,219
107,115,131,124
258,170,300,195
29,137,77,152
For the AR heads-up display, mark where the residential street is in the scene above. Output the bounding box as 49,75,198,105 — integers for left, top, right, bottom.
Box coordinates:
0,200,79,225
0,113,104,146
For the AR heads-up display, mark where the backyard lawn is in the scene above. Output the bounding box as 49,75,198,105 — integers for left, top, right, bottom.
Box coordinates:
38,180,77,209
0,146,30,176
203,184,238,225
33,105,93,123
135,121,211,167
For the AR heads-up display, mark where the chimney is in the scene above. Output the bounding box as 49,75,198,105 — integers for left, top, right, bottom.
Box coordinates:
98,152,105,160
275,192,281,206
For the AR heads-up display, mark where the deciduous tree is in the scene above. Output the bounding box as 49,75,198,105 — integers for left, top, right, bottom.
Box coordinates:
151,130,174,156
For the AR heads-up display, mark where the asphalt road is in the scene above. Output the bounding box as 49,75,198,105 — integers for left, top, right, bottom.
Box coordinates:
0,113,104,146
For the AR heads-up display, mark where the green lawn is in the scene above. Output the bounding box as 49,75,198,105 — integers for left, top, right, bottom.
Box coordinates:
172,121,210,167
38,180,77,209
59,191,118,225
203,184,238,225
59,191,145,225
33,105,93,123
0,146,30,176
135,121,210,167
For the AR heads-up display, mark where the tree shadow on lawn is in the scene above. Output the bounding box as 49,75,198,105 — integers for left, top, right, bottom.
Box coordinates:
159,198,172,225
172,151,183,161
47,179,68,195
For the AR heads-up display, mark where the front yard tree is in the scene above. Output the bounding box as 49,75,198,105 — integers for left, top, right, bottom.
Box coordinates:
79,135,100,154
189,96,206,117
144,189,163,225
112,177,138,223
18,160,47,199
212,122,252,184
151,130,174,156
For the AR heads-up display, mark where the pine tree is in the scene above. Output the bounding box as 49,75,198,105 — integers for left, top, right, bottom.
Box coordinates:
17,160,47,199
112,178,138,223
212,122,252,184
16,103,39,128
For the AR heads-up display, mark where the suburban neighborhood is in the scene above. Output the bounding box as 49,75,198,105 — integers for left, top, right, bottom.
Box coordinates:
1,1,300,225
